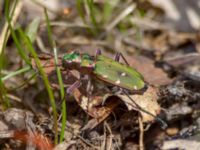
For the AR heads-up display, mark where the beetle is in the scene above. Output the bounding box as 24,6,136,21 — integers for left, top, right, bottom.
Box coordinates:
62,50,167,128
62,50,146,93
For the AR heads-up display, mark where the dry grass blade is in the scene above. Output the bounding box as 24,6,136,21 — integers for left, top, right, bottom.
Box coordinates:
106,3,136,31
139,116,144,150
0,1,23,54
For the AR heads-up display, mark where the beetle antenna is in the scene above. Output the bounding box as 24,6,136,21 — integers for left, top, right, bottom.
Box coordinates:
122,90,168,129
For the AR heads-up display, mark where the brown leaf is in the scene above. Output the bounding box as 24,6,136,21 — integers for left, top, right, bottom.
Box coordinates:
81,96,121,130
164,53,200,68
73,86,120,130
116,86,161,122
31,53,61,75
73,88,120,119
127,55,173,86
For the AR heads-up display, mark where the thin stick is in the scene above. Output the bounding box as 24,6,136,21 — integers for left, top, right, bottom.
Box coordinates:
122,90,167,129
138,116,144,150
104,122,113,150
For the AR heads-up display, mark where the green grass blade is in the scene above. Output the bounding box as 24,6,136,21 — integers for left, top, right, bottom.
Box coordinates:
86,0,97,26
86,0,98,34
102,0,112,24
25,18,40,43
44,7,66,143
9,71,38,91
0,53,10,108
1,66,31,81
0,78,10,108
9,26,31,65
54,47,66,143
17,27,58,144
44,8,55,48
0,0,22,108
76,0,86,23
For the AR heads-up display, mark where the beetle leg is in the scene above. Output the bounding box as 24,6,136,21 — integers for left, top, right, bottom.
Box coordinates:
86,76,93,98
95,49,102,57
86,76,94,110
57,79,82,108
114,53,120,61
114,52,130,66
86,77,93,95
66,80,82,95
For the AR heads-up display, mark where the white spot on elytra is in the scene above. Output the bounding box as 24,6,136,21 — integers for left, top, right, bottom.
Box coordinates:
121,72,126,76
133,85,138,90
103,75,108,78
115,79,121,84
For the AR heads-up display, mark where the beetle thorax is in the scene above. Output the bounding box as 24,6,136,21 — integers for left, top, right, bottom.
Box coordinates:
79,54,95,74
62,52,95,74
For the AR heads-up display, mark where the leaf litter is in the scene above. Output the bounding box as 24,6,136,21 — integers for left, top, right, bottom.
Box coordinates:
28,45,200,149
2,1,200,149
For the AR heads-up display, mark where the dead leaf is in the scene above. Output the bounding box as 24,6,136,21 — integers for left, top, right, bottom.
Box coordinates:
116,86,161,122
31,53,61,75
164,53,200,68
128,56,173,86
73,87,120,128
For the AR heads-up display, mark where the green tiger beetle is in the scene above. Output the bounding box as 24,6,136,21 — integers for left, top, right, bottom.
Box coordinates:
62,50,146,92
62,49,167,128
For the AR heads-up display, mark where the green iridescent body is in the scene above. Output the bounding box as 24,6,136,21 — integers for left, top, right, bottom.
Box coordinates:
62,51,146,91
94,55,145,91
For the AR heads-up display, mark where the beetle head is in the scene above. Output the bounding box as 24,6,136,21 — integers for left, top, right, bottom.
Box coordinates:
62,51,81,69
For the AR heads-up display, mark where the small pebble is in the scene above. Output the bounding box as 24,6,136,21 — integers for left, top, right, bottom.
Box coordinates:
166,127,179,136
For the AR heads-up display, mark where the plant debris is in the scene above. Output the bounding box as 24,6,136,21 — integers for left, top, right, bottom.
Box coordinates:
1,0,200,149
